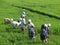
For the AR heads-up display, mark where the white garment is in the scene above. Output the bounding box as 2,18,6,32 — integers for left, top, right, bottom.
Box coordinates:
20,18,26,27
44,24,51,27
27,22,35,30
21,11,26,17
31,22,35,27
18,18,22,22
11,21,21,28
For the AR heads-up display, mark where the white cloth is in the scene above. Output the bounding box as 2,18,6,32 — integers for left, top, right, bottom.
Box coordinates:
18,18,22,22
27,22,35,30
11,21,21,28
21,14,26,18
21,11,26,18
44,24,51,27
20,18,26,27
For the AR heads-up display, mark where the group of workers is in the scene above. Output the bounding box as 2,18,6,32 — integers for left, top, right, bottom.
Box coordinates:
18,9,51,43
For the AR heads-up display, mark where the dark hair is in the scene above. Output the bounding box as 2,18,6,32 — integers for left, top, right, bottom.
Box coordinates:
41,24,44,30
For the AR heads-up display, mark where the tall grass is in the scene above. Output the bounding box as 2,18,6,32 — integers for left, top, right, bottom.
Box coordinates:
0,0,60,45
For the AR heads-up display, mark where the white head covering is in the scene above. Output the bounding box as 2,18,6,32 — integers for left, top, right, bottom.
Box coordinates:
10,18,13,21
22,15,26,18
19,18,22,21
48,24,51,27
22,12,25,14
44,24,48,27
28,19,31,22
23,9,25,11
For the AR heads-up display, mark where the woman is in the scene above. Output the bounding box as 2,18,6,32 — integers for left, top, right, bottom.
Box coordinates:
40,24,48,43
27,19,35,39
20,15,26,31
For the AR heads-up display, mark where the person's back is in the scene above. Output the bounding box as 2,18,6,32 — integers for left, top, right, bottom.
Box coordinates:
40,24,49,43
28,25,35,39
20,17,26,31
21,17,26,25
27,19,35,39
40,28,48,37
27,22,35,30
27,23,32,30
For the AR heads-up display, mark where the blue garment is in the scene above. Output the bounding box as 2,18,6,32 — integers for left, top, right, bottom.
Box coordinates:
29,28,35,35
40,24,48,40
28,26,35,38
40,28,48,36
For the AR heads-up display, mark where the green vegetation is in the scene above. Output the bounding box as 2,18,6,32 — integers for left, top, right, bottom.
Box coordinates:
0,0,60,45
